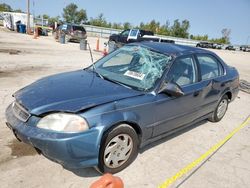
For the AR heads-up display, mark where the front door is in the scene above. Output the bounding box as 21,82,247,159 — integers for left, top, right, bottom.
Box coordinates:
120,29,130,44
153,55,205,137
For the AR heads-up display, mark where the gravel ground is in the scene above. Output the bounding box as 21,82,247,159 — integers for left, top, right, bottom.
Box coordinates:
0,29,250,188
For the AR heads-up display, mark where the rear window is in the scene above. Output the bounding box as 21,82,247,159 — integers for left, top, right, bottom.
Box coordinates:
197,54,223,80
130,29,139,37
61,24,67,30
72,26,86,32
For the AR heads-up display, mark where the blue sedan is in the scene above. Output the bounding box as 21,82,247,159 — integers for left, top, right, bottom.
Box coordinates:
5,42,239,173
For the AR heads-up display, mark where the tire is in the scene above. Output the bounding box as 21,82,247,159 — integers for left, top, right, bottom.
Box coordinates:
209,95,229,122
97,124,139,174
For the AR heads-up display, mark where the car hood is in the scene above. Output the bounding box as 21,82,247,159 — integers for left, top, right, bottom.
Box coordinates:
14,70,143,116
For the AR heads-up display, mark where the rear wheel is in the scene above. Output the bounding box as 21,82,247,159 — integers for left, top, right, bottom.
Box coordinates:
97,124,139,174
209,95,229,122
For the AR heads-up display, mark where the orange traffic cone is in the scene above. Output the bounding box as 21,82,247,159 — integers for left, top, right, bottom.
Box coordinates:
90,173,124,188
33,27,38,39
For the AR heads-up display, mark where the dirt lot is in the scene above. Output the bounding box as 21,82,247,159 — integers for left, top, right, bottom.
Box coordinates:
0,29,250,188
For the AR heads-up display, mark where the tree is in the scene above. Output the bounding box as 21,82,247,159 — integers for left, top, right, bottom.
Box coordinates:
89,13,108,27
170,19,190,38
158,24,170,36
36,14,61,25
0,3,12,12
14,9,23,13
112,22,123,29
123,22,131,30
221,28,231,44
190,34,208,41
48,16,60,25
62,3,87,24
76,9,87,24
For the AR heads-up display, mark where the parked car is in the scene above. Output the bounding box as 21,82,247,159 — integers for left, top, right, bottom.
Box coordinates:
109,29,174,46
240,45,250,52
53,23,87,42
196,42,214,48
212,43,223,49
225,45,236,51
5,42,239,173
109,29,154,44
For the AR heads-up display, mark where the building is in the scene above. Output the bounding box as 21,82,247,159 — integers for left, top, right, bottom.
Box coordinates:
0,12,34,31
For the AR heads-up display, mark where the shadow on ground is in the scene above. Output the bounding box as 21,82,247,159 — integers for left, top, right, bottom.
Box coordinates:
7,139,37,157
140,119,208,153
64,167,101,178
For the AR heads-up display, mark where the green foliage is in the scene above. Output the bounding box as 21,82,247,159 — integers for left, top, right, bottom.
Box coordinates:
138,19,189,38
0,3,12,12
37,14,61,25
89,13,108,27
123,22,131,30
14,9,23,13
62,3,87,24
190,34,208,41
190,28,231,44
89,14,128,30
170,19,190,38
112,22,123,29
0,3,23,13
48,16,60,25
209,37,228,44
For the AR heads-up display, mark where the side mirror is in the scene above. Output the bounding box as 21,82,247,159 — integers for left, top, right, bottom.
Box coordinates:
158,82,184,97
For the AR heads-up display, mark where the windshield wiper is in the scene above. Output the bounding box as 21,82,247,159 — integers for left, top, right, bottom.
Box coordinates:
93,68,104,79
84,66,104,79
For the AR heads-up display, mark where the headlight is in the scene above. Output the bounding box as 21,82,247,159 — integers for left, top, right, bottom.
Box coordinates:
37,113,89,133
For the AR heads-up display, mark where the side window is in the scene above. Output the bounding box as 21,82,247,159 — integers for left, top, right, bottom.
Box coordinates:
197,54,223,80
167,56,197,86
121,30,130,37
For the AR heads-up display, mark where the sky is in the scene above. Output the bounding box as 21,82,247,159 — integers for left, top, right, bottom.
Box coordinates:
1,0,250,45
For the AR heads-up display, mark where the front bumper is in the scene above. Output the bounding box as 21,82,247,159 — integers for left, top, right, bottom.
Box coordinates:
5,104,103,169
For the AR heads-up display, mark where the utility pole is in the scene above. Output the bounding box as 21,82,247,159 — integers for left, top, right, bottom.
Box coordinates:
27,0,30,34
246,36,250,45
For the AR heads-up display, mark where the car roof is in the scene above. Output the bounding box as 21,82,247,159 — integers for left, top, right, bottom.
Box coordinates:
128,42,213,56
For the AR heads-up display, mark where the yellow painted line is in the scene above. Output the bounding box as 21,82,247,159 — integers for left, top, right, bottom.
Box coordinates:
158,116,250,188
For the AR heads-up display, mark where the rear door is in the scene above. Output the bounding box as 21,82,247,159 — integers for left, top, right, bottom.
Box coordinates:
194,53,226,115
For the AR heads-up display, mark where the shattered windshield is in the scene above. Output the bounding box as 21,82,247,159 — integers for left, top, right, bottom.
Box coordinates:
94,45,172,91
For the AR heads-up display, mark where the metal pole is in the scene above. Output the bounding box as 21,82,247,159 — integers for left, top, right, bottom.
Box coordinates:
27,0,30,34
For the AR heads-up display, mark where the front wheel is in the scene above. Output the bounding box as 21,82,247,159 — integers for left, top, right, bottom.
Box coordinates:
97,124,139,174
209,95,229,122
